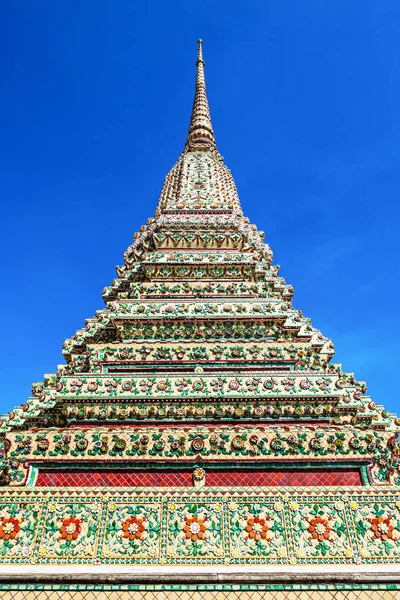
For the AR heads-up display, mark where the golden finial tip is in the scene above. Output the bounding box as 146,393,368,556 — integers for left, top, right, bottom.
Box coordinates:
198,39,202,44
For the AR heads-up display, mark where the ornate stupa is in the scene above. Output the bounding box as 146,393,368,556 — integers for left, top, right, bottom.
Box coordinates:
0,40,399,599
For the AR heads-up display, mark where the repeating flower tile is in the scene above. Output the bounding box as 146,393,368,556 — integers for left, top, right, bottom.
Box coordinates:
166,502,224,561
0,502,42,561
38,501,103,560
289,499,354,562
228,501,287,562
101,502,161,561
350,500,400,561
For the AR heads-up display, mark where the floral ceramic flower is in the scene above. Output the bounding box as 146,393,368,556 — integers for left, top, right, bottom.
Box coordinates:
228,379,241,390
310,438,322,450
299,379,311,390
191,437,205,452
104,380,118,392
0,517,22,540
37,439,49,452
244,515,270,541
176,378,189,391
138,379,150,392
263,379,274,390
209,434,220,446
70,379,83,391
231,346,242,357
307,516,332,542
369,516,397,541
270,438,283,451
58,517,82,541
193,467,206,481
121,516,147,541
192,380,205,391
183,515,207,542
114,438,126,451
210,378,224,391
316,378,330,391
349,437,361,449
231,436,245,450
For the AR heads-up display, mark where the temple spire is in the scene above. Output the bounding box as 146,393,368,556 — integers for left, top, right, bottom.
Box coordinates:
186,39,216,150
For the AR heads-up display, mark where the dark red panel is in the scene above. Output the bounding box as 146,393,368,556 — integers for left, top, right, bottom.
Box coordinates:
35,467,363,487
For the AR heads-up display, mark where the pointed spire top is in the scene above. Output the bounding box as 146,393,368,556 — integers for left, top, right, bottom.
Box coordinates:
186,39,216,151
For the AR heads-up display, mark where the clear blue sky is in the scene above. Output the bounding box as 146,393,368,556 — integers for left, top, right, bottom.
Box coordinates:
0,1,399,416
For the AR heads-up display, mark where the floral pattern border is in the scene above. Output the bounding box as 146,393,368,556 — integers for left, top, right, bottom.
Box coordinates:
0,488,399,565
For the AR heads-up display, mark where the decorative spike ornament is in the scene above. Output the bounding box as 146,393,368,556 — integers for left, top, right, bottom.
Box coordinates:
0,40,399,593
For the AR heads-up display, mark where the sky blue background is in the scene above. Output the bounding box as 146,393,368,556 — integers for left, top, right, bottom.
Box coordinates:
0,1,399,416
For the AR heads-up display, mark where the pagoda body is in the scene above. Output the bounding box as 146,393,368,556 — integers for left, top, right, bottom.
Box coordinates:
0,41,399,599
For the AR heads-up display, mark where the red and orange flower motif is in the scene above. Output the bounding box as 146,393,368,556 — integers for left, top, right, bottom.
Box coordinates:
121,516,147,541
307,516,332,542
183,515,207,542
369,516,397,541
244,515,270,541
0,517,22,540
58,517,82,541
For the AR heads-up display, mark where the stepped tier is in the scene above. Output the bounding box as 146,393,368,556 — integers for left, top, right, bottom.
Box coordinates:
3,424,395,488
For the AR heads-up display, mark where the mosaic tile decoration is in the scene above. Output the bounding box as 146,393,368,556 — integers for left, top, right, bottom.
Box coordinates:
2,424,391,487
35,467,363,488
0,488,398,565
0,590,400,599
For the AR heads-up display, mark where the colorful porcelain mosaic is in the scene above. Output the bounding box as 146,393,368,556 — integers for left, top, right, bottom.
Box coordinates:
1,591,400,600
3,425,391,486
0,38,399,578
0,489,399,565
